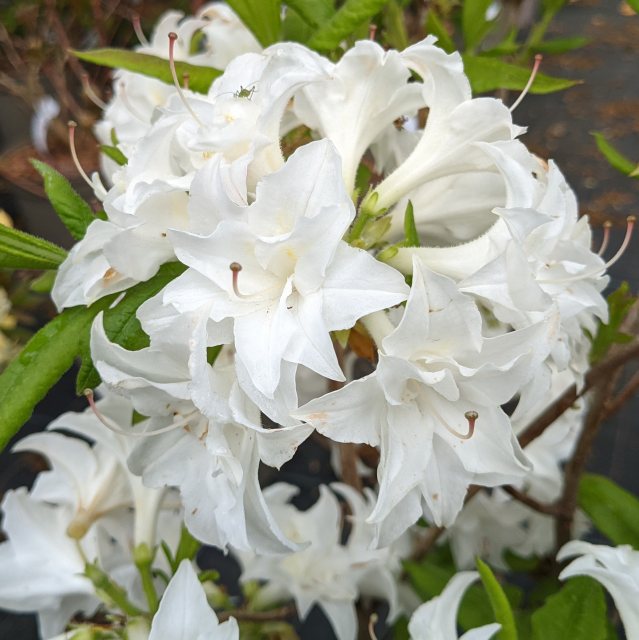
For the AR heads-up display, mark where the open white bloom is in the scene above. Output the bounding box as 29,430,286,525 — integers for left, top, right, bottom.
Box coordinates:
91,310,312,554
239,483,399,640
148,560,239,640
166,139,408,417
295,256,552,542
558,542,639,640
408,572,500,640
0,489,102,638
95,5,260,172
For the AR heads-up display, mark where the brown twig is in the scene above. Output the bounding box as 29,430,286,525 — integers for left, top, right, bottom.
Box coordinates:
602,368,639,420
217,604,296,623
502,485,559,516
518,341,639,448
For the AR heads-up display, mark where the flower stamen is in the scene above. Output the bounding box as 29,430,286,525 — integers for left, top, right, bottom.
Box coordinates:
168,32,204,127
80,72,107,110
229,262,250,298
369,24,377,41
443,410,478,440
68,121,95,190
510,54,542,112
132,13,149,46
539,215,635,284
84,389,199,438
183,72,190,90
597,220,612,256
368,613,379,640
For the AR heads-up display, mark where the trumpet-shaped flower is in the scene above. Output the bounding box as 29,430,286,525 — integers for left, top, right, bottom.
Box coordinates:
407,572,500,640
91,311,312,553
295,256,550,541
558,542,639,640
239,483,399,640
165,139,408,412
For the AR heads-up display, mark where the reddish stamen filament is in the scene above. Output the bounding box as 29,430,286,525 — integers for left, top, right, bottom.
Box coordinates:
183,72,190,90
369,24,377,41
168,32,204,127
510,54,542,112
443,410,477,440
597,220,612,256
68,121,95,190
84,389,198,438
132,13,149,46
80,72,107,110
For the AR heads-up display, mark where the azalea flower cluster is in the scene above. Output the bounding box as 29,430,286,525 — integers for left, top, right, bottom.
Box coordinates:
1,3,634,640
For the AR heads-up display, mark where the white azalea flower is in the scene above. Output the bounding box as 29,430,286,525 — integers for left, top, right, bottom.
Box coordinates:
0,489,101,638
239,483,399,640
166,139,408,414
295,256,551,541
407,572,500,640
558,542,639,640
90,312,312,554
148,560,239,640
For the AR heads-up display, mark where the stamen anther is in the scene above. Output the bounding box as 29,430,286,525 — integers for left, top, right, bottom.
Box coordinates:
597,220,612,256
605,215,636,269
442,410,477,440
132,13,149,46
168,32,204,127
183,72,190,90
510,54,542,112
230,262,250,298
368,24,377,41
80,72,107,110
68,121,95,190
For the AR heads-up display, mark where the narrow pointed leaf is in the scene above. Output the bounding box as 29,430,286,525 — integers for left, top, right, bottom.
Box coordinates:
462,0,494,51
462,54,580,94
476,557,518,640
403,200,419,247
425,10,455,53
592,132,636,176
100,145,128,166
31,159,95,240
0,224,67,270
307,0,390,51
0,298,114,452
226,0,282,46
72,49,221,94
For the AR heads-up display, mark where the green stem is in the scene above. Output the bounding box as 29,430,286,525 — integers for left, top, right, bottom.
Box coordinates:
134,543,160,615
85,562,144,617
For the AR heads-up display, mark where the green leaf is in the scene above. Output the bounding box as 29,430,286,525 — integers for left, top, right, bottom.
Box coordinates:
0,224,67,270
476,557,518,640
72,49,221,94
578,473,639,548
532,36,588,55
627,0,639,13
307,0,390,51
383,0,408,51
462,54,580,94
541,0,567,17
30,271,56,293
531,577,607,640
462,0,495,51
425,10,455,53
0,299,113,452
285,0,334,28
173,526,201,570
403,200,419,247
31,160,95,241
99,145,127,167
392,615,410,640
592,132,636,176
589,282,638,364
76,262,187,393
226,0,282,46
